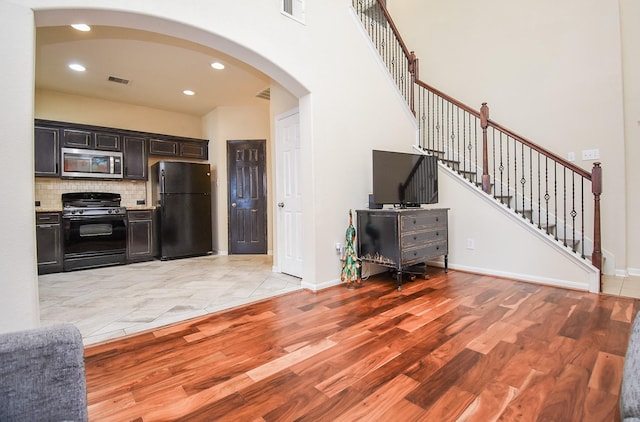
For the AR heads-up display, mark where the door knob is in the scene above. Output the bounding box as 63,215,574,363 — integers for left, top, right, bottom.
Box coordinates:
277,202,285,208
231,202,237,208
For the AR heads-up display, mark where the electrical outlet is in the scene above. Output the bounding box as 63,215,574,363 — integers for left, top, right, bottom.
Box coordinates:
466,238,475,250
581,149,600,161
567,152,575,162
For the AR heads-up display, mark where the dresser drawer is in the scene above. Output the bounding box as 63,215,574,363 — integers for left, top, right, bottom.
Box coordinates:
401,226,446,248
403,241,448,264
401,209,447,231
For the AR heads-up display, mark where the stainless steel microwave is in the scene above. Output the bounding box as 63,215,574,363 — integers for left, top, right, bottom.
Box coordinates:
61,148,123,179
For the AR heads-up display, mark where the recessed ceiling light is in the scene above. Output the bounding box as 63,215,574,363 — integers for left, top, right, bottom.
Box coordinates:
183,90,195,96
68,63,86,72
71,24,91,32
211,62,225,70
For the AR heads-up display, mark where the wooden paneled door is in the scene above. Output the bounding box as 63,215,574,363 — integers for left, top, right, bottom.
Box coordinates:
227,140,267,254
275,109,302,278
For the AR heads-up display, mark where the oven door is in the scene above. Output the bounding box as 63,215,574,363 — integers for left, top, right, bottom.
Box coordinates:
62,214,127,271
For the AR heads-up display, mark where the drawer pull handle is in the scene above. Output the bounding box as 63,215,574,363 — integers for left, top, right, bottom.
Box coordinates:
436,232,439,236
413,236,417,240
436,217,439,222
436,246,440,250
413,219,416,224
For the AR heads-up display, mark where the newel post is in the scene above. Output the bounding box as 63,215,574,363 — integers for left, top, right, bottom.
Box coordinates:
409,51,417,116
480,103,491,194
591,162,603,283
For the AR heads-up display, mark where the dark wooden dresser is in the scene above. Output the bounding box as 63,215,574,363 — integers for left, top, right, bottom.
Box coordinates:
356,208,448,289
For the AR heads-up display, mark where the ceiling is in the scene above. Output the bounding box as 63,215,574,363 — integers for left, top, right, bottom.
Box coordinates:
35,25,272,117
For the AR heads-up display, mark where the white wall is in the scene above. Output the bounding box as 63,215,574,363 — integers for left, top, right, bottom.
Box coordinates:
0,1,41,332
35,89,204,138
389,0,629,276
439,165,599,292
620,0,640,276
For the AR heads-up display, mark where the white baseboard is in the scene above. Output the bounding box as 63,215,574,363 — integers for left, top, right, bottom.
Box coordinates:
301,277,344,292
628,268,640,277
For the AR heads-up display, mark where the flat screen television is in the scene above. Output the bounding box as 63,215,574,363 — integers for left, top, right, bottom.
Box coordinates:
372,149,438,207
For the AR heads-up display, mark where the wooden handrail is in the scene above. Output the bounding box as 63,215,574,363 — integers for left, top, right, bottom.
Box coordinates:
415,79,481,119
486,119,592,180
374,0,412,62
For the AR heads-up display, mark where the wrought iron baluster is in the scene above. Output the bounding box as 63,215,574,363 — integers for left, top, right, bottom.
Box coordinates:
563,167,567,246
537,152,541,229
571,171,577,252
580,178,585,258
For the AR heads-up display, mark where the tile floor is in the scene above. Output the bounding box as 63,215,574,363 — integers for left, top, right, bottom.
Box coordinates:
39,256,639,346
38,254,301,345
602,274,640,298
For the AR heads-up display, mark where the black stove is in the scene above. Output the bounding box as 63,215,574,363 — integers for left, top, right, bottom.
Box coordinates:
61,192,128,271
62,192,126,217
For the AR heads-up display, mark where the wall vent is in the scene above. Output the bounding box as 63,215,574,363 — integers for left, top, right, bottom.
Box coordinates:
256,88,270,101
107,75,131,85
282,0,305,24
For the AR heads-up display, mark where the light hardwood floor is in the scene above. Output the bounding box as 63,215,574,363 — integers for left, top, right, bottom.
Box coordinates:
84,268,639,421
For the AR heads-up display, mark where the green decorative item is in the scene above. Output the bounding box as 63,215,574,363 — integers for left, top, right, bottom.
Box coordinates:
341,209,361,289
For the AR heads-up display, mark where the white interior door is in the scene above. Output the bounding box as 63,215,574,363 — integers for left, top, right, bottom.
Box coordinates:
276,109,302,278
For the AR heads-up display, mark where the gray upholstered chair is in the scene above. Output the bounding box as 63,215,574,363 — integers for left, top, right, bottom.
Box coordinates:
621,311,640,421
0,324,88,422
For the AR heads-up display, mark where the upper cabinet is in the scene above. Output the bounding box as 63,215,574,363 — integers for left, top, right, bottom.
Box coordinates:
181,140,208,159
34,125,60,177
149,138,178,156
63,128,122,151
123,136,148,180
149,138,208,160
34,119,209,181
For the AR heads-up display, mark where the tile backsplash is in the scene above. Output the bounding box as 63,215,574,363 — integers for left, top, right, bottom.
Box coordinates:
35,178,148,210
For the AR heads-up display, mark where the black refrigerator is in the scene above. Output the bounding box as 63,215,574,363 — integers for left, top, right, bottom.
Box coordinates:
151,161,213,260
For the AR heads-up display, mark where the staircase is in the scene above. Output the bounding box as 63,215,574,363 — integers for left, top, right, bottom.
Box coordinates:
352,0,603,285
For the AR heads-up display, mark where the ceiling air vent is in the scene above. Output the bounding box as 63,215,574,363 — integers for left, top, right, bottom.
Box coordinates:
256,88,270,101
107,75,131,85
282,0,305,24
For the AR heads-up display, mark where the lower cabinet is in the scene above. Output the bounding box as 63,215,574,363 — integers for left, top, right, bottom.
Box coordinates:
36,212,63,274
127,210,155,263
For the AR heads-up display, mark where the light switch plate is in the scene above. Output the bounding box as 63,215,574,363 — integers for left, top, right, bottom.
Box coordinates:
582,149,600,160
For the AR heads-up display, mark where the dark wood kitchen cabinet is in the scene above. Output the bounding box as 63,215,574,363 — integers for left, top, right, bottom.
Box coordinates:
34,125,60,177
127,210,155,263
36,212,63,274
149,138,208,160
62,128,121,151
123,136,148,180
149,138,179,156
181,140,208,159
